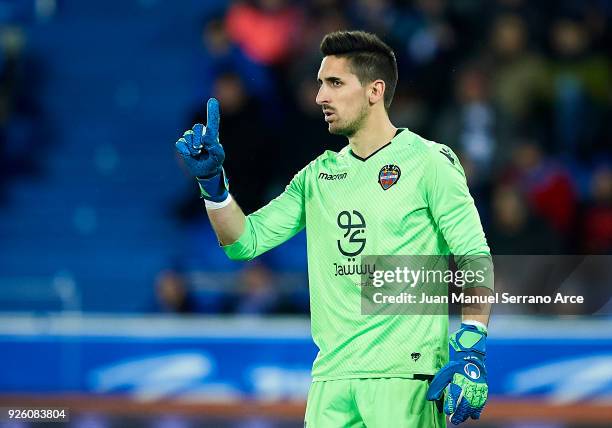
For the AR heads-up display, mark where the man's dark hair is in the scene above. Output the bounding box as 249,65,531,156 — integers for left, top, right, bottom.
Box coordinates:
320,30,398,109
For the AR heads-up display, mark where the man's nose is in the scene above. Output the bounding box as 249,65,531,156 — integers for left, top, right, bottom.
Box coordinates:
316,86,328,106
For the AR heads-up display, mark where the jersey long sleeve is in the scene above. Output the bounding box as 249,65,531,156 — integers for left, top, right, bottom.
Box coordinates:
422,144,493,289
222,168,306,261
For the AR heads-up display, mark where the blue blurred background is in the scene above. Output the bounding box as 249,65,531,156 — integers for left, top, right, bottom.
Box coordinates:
0,0,610,427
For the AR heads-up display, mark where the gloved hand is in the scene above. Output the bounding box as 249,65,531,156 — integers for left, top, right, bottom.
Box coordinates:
426,322,488,425
175,98,229,202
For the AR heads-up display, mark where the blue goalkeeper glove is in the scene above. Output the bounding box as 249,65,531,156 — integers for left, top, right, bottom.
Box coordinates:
175,98,229,203
427,322,488,425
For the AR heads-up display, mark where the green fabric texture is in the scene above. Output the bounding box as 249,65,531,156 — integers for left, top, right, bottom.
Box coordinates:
305,378,446,428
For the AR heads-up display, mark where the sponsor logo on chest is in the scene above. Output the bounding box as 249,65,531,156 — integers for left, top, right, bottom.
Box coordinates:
318,172,347,181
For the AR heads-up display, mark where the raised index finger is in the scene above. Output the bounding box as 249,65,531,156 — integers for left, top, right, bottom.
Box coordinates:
203,98,220,145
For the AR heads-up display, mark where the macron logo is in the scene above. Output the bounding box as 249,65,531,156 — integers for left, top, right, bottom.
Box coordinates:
318,172,347,181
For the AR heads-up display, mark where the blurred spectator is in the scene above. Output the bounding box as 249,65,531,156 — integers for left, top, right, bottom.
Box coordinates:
433,62,497,188
277,75,345,182
210,72,279,211
0,25,45,202
299,0,349,54
548,15,610,157
225,0,303,67
487,13,549,148
177,72,278,219
490,0,554,49
579,166,612,253
155,270,196,313
501,143,577,238
393,0,455,67
195,16,275,102
233,261,280,315
391,0,456,109
487,184,562,254
388,86,428,136
155,267,237,314
348,0,396,36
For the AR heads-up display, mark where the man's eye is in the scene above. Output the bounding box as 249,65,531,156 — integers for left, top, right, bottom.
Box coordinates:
332,81,342,87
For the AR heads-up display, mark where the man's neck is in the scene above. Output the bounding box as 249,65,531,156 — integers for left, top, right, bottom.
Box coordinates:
348,112,397,159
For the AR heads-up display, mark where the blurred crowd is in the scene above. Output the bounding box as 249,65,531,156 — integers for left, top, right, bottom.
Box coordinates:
0,0,608,315
166,0,611,315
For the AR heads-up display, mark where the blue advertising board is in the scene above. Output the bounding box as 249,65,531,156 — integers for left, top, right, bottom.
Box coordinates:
1,314,611,403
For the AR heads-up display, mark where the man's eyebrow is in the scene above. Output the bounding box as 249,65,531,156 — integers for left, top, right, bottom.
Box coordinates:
317,76,342,83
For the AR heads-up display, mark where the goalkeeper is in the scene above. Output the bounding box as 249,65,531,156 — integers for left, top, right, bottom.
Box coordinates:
176,30,493,427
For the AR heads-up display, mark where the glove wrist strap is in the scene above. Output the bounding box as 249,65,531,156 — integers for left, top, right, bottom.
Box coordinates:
462,320,488,334
196,167,229,202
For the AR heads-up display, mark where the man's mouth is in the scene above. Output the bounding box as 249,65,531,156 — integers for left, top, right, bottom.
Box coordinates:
323,111,336,122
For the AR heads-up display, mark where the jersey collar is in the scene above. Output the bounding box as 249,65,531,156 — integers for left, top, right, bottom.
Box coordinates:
349,128,405,162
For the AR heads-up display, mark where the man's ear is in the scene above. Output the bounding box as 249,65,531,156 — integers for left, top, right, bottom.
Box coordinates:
369,79,386,105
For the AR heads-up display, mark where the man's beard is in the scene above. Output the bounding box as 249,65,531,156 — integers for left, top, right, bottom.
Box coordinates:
329,104,368,138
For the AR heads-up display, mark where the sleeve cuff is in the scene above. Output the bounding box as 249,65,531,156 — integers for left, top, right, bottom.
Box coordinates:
220,217,255,261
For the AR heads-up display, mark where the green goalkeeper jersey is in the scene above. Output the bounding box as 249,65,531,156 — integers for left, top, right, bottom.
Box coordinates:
223,128,491,381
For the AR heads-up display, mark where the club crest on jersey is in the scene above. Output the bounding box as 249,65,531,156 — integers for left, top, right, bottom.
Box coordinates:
378,164,401,190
